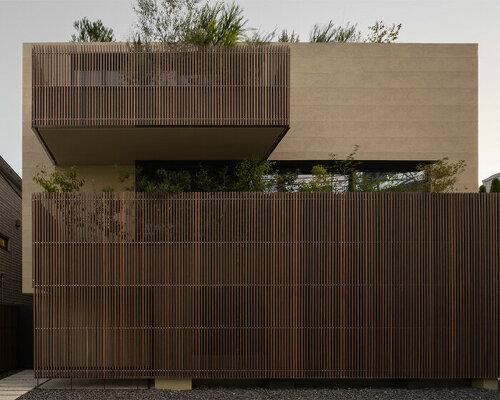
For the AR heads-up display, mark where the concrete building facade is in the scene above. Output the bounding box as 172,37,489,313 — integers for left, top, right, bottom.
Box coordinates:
22,42,478,295
272,43,478,192
23,42,497,388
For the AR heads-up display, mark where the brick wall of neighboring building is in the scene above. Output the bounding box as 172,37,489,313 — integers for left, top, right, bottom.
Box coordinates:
0,157,31,306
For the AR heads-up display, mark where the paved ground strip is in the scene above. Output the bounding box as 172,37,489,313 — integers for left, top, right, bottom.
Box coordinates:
0,371,46,400
39,379,148,390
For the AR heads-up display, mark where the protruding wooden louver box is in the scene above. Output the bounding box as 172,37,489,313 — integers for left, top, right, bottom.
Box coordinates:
31,44,290,164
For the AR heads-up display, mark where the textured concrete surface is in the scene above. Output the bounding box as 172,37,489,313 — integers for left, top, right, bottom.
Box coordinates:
155,379,192,391
0,370,46,400
38,379,148,390
472,380,499,391
22,42,479,294
272,43,478,192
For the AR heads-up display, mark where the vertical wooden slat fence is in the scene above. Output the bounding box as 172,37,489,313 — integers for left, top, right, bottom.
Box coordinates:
32,44,290,127
32,192,500,379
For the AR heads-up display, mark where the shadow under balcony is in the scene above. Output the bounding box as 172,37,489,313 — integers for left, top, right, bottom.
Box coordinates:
31,44,290,165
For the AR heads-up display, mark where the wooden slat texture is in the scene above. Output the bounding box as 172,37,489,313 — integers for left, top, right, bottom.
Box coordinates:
32,192,500,379
0,304,17,373
32,44,290,127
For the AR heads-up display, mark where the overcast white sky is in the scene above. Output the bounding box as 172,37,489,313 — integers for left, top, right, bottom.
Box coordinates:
0,0,499,182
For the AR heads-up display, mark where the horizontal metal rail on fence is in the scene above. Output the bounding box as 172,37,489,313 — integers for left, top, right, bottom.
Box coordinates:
33,192,500,379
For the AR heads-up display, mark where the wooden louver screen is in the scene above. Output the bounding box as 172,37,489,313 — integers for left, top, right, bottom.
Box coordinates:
31,44,290,127
33,192,500,379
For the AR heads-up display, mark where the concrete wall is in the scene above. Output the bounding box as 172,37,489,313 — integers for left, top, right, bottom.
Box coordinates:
270,43,478,190
22,42,478,294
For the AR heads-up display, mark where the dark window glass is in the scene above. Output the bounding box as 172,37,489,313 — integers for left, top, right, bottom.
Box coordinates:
0,234,8,250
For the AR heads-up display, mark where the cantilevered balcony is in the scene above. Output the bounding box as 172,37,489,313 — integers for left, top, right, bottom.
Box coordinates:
31,44,290,164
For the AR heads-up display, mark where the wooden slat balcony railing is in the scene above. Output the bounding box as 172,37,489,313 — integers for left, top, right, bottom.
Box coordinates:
32,44,290,127
33,192,500,379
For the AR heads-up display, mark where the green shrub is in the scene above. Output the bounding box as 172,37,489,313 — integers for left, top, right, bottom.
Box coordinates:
417,158,466,192
33,167,85,193
233,158,274,191
490,178,500,193
299,165,331,192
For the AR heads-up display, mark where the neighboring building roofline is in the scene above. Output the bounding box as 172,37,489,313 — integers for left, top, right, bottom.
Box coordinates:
482,172,500,185
0,155,21,196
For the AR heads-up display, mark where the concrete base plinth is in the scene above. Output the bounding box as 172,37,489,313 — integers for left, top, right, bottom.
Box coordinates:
472,379,498,390
155,378,192,390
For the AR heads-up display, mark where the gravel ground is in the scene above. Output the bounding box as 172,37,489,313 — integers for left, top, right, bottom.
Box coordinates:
18,388,500,400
